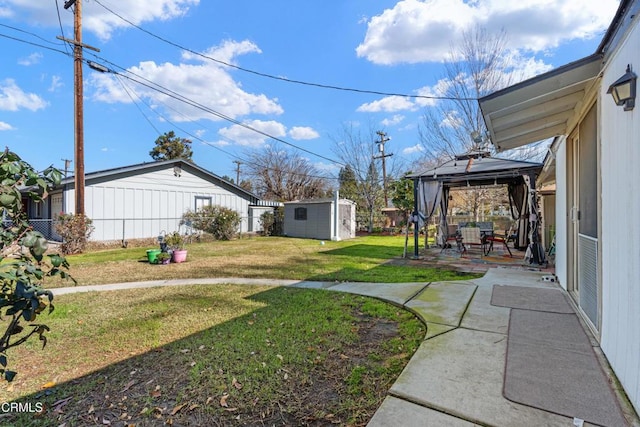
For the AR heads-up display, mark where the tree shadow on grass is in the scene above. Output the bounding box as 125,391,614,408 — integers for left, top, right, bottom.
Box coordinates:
319,244,404,259
5,285,419,427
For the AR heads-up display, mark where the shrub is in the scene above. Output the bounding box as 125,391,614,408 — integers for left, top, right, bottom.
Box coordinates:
164,231,185,250
259,207,284,236
183,205,241,241
54,213,94,255
0,149,73,382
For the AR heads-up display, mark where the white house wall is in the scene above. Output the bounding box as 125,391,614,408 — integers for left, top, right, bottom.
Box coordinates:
65,166,252,241
599,17,640,414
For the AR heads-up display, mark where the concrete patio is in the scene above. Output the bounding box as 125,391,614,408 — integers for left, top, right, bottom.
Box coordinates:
295,268,639,426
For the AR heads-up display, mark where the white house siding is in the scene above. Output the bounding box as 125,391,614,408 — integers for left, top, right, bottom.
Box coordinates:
599,18,640,414
65,166,252,241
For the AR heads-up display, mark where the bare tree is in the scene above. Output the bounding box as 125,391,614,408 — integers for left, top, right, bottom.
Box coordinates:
330,123,404,232
419,26,547,162
244,144,328,202
417,27,545,221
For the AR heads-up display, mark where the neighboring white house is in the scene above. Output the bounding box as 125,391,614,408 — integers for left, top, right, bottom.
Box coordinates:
283,197,356,241
27,159,272,242
479,0,640,414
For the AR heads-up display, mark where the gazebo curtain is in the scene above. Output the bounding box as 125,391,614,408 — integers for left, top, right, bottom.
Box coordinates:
438,187,450,246
417,179,442,220
508,181,531,250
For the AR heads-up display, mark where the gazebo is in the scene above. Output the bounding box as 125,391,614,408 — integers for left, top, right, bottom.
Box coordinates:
407,149,545,263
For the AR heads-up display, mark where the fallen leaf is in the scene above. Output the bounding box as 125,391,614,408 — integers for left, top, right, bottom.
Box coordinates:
88,405,95,414
247,320,254,325
122,380,136,392
189,361,196,367
224,407,238,412
41,381,56,389
102,419,111,425
283,373,288,380
198,345,205,350
180,349,190,354
188,403,199,411
232,377,242,390
220,394,229,407
150,389,161,398
276,354,283,361
339,354,349,359
171,403,188,415
205,397,214,405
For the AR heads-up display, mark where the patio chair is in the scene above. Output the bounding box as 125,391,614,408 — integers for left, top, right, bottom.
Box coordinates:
484,233,513,257
440,224,462,253
460,226,485,256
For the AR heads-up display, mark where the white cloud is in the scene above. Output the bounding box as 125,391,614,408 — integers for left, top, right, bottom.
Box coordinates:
0,122,15,131
18,52,42,66
441,110,463,129
357,95,416,113
356,0,619,65
1,0,200,41
289,126,319,140
218,120,287,148
402,144,424,155
48,75,63,92
0,79,48,111
90,40,282,122
381,114,405,126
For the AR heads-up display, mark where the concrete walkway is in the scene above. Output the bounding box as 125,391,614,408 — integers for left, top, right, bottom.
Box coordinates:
52,269,639,426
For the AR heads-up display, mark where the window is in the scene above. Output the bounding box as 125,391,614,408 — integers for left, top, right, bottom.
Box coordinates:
294,207,307,220
195,196,212,211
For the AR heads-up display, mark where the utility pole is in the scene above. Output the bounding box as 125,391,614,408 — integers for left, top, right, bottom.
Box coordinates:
374,131,393,207
58,0,99,216
61,159,72,177
233,160,242,184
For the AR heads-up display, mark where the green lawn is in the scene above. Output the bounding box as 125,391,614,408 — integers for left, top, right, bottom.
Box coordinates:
2,235,478,425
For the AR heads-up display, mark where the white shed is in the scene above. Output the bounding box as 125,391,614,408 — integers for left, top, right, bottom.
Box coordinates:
283,197,356,240
30,159,266,242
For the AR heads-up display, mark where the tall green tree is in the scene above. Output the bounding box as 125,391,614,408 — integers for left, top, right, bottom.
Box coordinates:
338,165,359,202
149,131,193,162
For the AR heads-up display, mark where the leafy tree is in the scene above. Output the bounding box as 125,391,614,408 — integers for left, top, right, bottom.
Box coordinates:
338,165,359,202
389,175,415,258
149,131,193,162
0,149,73,381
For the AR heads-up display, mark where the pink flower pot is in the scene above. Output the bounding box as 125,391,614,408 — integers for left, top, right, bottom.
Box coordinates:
172,249,188,263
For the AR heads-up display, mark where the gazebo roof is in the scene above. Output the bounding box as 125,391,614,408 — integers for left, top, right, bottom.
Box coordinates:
407,155,543,188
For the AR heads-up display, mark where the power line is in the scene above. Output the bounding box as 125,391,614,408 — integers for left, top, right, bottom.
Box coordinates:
92,0,477,102
88,52,345,166
54,0,70,55
112,73,341,182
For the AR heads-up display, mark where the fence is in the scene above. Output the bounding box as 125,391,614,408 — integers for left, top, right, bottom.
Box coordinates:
22,216,264,243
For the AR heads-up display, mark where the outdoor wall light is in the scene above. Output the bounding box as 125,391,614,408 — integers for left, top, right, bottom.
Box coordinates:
607,64,636,111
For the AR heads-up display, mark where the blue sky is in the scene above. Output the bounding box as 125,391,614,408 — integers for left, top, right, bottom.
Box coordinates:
0,0,620,181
